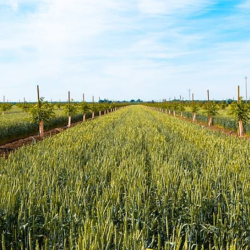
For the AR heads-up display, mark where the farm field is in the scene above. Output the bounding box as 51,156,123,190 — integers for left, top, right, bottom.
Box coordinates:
148,102,250,134
0,105,84,145
1,105,250,249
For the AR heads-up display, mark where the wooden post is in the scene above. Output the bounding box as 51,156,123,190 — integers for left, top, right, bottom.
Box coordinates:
39,121,44,137
68,91,71,127
82,93,86,121
180,95,183,117
37,85,44,137
246,77,248,103
37,85,40,107
207,90,212,127
238,85,244,136
192,93,196,122
92,96,95,119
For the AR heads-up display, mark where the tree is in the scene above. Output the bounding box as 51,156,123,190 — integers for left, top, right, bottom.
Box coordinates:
204,101,219,126
229,97,250,137
172,102,179,117
78,101,90,121
89,103,99,119
220,101,227,110
55,102,62,110
179,101,185,117
191,103,199,122
28,98,55,137
64,100,78,127
0,103,13,115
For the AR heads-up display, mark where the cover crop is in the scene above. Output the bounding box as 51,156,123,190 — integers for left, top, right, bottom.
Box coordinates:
0,106,250,249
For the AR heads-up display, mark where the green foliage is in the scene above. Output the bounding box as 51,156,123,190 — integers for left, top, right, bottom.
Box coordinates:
64,101,78,117
172,102,179,111
78,101,90,113
164,102,172,111
0,103,13,112
28,98,55,123
220,101,227,110
229,98,250,123
55,102,62,110
15,102,31,112
89,103,99,113
191,102,199,113
179,102,185,112
203,101,219,116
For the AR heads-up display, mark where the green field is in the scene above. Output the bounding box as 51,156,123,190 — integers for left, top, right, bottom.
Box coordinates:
0,106,83,145
0,105,250,249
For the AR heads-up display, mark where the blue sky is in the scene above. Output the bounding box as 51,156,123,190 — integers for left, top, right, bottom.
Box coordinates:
0,0,250,102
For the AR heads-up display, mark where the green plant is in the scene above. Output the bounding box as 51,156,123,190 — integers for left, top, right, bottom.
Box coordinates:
29,98,55,123
28,98,55,136
191,102,199,122
64,102,78,117
203,101,219,126
78,101,90,121
0,103,13,115
55,102,62,110
229,98,250,136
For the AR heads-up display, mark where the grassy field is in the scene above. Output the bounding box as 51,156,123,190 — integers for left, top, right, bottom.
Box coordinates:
0,105,250,249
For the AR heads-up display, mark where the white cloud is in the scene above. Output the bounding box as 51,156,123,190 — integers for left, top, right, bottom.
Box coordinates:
238,0,250,9
136,0,213,15
0,0,250,101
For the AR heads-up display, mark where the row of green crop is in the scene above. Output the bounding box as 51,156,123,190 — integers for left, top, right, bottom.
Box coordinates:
0,113,86,145
145,99,250,136
177,111,250,133
1,105,250,249
0,102,127,145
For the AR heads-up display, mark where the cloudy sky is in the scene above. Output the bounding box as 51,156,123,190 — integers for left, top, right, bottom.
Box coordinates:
0,0,250,102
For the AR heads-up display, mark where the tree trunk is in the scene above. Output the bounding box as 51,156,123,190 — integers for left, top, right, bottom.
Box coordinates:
83,113,86,122
169,110,171,115
68,116,72,127
104,110,106,115
2,111,4,115
99,111,102,116
173,111,176,117
193,113,196,122
208,116,212,127
92,112,95,119
181,112,183,117
39,121,44,137
238,120,244,137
